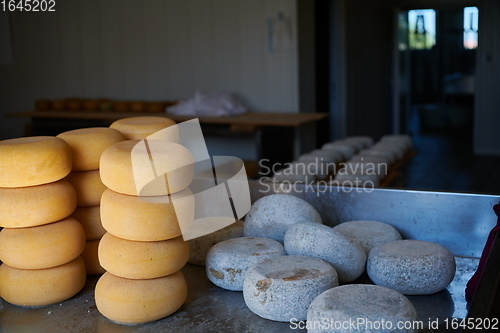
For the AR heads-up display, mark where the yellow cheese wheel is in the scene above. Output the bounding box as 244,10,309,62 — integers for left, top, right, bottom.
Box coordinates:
0,217,86,269
0,179,77,228
65,170,107,206
99,140,194,196
81,239,105,275
57,127,126,171
95,270,187,324
98,232,189,279
109,116,176,140
100,189,182,241
0,257,86,307
71,206,106,240
0,136,72,188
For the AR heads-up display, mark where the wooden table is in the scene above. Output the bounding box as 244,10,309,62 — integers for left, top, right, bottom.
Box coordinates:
6,110,327,127
6,111,329,175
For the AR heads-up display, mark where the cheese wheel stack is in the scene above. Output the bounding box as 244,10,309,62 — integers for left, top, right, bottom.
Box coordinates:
109,116,176,141
96,119,191,324
0,136,86,307
58,128,126,275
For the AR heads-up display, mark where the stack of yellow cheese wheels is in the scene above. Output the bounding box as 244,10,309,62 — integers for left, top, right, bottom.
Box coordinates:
109,116,176,140
0,136,86,307
57,128,126,275
96,117,191,324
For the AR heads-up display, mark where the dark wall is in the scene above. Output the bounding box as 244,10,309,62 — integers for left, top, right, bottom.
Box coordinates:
344,0,396,140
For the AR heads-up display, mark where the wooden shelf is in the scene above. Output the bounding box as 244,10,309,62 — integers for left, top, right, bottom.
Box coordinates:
6,110,328,128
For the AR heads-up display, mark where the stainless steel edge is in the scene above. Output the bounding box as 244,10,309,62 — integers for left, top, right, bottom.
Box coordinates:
249,180,500,258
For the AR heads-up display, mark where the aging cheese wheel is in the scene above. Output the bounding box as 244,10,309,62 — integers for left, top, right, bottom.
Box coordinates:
0,257,86,307
95,271,187,324
344,136,374,149
339,139,365,152
244,194,322,243
65,170,107,206
0,179,77,228
371,142,406,160
322,142,356,160
308,149,343,164
188,220,244,265
71,206,106,240
284,221,366,283
206,237,285,291
367,240,456,295
0,217,86,269
333,220,402,254
381,134,413,150
307,284,418,333
98,233,189,279
99,140,194,196
297,154,337,176
109,116,176,140
349,154,391,167
57,127,126,171
81,239,105,275
359,148,396,164
0,136,72,188
100,189,182,241
243,255,338,322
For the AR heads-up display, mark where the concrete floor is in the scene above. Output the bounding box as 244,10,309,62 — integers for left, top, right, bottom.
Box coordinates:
399,132,500,195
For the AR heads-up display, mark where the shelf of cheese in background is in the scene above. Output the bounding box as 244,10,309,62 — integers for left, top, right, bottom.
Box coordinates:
57,127,126,276
272,134,413,188
0,136,86,307
95,116,190,324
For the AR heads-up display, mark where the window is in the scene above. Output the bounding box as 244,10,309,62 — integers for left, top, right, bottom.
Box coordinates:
464,6,478,49
408,9,436,50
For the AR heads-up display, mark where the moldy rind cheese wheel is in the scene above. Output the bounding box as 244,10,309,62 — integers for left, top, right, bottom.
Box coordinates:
98,232,189,279
81,239,105,275
95,270,187,324
71,206,106,240
0,256,86,307
57,127,126,171
65,170,107,206
100,188,182,241
0,179,77,228
99,140,194,196
0,136,72,187
0,217,86,269
109,116,176,140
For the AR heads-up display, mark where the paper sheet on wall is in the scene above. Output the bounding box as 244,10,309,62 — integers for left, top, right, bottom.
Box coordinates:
267,12,293,53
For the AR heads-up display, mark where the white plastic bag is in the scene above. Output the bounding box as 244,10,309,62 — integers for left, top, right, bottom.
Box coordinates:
166,91,247,117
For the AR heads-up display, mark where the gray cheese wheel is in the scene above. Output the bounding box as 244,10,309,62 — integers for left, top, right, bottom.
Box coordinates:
244,194,322,243
284,221,366,283
243,255,338,322
367,240,456,295
188,220,244,265
307,284,418,333
206,237,285,291
333,220,402,254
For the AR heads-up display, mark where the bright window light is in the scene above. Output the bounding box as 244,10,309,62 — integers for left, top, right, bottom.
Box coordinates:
408,9,436,50
464,7,478,49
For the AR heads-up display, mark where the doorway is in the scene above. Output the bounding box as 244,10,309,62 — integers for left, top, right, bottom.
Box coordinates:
394,6,478,142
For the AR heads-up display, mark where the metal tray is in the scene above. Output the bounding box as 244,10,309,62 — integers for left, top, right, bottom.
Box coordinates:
1,181,498,332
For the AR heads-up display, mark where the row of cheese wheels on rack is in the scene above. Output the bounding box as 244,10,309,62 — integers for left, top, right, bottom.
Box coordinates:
0,116,190,324
272,135,413,187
